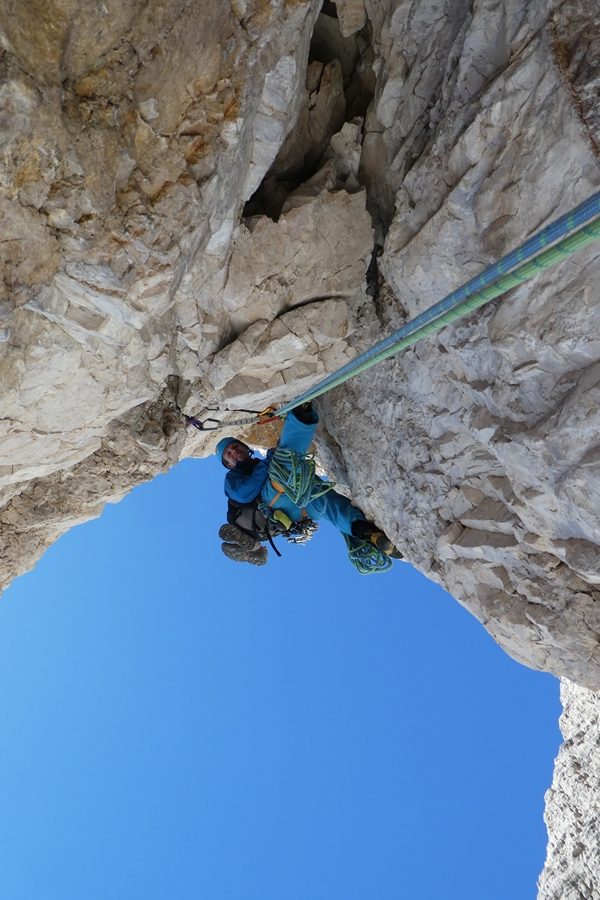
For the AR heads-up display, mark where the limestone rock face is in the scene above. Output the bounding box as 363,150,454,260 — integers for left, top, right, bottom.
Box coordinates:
1,0,599,672
0,0,322,582
319,0,600,689
538,680,600,900
1,2,600,891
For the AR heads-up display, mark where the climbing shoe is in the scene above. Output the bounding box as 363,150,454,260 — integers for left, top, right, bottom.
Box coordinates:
370,531,403,559
351,520,403,559
218,523,261,552
221,541,268,566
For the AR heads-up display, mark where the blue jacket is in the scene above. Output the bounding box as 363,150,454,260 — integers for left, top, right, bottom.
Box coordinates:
224,408,364,536
224,455,271,505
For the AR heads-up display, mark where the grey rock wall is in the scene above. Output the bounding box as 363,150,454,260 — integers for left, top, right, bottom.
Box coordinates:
538,680,600,900
0,0,322,583
316,0,600,690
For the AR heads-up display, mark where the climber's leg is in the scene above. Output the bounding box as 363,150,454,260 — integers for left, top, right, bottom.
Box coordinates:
306,489,365,535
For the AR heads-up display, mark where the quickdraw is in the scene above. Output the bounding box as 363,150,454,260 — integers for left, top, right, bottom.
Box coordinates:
176,403,278,433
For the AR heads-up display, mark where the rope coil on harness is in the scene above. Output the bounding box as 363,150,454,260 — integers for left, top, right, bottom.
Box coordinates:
268,448,335,508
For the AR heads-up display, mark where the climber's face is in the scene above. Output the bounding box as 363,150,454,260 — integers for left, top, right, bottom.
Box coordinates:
222,440,250,469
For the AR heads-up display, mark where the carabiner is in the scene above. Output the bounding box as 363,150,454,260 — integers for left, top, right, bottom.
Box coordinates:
256,404,278,425
184,414,221,432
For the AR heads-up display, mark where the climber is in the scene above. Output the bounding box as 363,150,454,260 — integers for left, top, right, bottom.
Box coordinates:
215,402,402,572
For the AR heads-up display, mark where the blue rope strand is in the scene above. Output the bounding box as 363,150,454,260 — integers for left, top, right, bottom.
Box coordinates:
275,192,600,417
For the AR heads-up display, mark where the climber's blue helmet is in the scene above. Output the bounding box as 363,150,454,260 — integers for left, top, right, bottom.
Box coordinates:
215,436,237,466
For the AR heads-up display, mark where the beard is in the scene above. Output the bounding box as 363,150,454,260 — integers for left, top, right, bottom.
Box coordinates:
234,456,258,475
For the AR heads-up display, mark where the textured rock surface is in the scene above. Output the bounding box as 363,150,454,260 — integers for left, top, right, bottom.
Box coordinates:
320,0,600,689
0,0,322,583
4,0,599,682
539,680,600,899
1,2,600,892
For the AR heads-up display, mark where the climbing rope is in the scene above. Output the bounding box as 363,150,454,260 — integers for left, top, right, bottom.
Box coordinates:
275,192,600,416
181,191,600,430
343,534,393,575
268,448,335,507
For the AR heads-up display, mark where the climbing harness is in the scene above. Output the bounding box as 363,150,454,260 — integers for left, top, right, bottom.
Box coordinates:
226,496,287,557
226,492,319,558
179,191,600,428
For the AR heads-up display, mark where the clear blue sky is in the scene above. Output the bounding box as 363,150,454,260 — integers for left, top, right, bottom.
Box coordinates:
0,454,560,900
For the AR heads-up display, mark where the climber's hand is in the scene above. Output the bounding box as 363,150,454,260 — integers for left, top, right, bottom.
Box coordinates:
293,402,314,424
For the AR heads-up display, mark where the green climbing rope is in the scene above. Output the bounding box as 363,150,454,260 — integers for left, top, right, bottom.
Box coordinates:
183,194,600,433
343,534,393,575
274,212,600,416
268,447,335,507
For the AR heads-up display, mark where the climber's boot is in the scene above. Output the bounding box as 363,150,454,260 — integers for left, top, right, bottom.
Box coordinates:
218,523,261,552
351,520,403,559
221,541,268,566
370,530,403,559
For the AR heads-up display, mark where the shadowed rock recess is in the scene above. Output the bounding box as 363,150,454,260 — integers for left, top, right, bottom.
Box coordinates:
1,1,599,892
